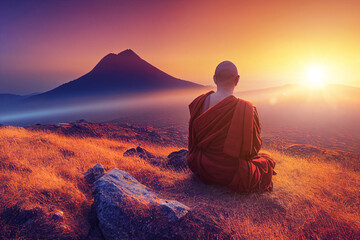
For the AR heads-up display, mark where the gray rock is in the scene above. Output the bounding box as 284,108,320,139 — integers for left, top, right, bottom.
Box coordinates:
158,200,190,222
83,164,105,184
166,149,188,171
92,169,190,240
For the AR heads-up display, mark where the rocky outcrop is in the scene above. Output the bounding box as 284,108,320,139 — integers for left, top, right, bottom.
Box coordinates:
87,167,228,240
165,149,188,171
83,164,105,184
122,148,190,171
92,169,189,240
123,146,164,167
123,146,155,160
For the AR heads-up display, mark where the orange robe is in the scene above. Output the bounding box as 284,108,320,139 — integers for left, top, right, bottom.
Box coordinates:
187,90,275,193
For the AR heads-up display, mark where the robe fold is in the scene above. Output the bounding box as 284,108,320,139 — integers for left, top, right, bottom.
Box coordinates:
187,90,275,193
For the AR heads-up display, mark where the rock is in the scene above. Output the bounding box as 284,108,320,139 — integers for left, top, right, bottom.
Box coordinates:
86,205,106,240
92,169,190,240
86,224,106,240
158,200,190,222
52,211,64,221
123,148,136,156
83,164,105,184
166,149,188,171
121,146,163,167
123,146,155,160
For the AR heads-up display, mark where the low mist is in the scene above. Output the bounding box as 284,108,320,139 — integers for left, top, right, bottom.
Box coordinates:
1,85,359,153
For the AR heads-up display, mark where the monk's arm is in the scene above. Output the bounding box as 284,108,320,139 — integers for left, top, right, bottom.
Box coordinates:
252,106,262,156
188,123,193,153
187,104,196,154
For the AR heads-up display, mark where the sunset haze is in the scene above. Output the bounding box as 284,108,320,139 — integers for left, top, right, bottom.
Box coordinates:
1,0,359,94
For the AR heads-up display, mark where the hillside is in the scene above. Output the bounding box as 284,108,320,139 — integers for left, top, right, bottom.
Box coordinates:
0,93,39,110
0,122,359,239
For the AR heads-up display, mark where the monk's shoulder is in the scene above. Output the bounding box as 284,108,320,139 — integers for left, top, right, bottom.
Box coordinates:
236,97,254,108
189,91,213,107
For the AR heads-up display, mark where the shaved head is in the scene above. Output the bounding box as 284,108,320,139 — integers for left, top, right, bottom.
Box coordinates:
213,61,239,87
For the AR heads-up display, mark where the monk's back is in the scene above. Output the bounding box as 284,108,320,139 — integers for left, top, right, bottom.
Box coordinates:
187,60,275,193
187,90,276,193
201,92,234,113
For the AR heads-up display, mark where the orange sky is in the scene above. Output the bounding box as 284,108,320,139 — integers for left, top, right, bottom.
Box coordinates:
1,0,359,94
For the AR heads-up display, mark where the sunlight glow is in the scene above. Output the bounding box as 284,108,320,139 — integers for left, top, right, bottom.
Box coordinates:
306,64,326,89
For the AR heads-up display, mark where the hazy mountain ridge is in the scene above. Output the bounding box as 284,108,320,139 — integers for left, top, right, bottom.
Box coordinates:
0,93,41,112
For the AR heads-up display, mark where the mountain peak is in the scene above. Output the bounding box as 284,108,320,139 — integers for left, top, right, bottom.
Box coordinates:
117,49,140,58
91,49,143,73
20,48,204,102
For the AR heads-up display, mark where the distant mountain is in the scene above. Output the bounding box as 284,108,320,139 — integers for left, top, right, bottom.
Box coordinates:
0,93,41,110
25,49,204,102
0,93,24,102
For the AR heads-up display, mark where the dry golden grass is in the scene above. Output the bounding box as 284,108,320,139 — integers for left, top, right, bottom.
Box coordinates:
0,126,182,238
0,126,359,239
168,150,360,239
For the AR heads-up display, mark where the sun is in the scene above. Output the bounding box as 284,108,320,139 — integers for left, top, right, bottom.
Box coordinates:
305,64,326,89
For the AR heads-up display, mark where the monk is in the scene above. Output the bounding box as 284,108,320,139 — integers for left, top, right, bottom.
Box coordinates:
187,61,275,193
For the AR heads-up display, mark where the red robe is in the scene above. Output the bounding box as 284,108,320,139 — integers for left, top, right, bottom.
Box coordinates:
187,90,275,193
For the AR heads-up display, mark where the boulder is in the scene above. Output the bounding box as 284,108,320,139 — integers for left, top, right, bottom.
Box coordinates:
88,168,230,240
123,146,155,160
123,146,163,167
83,164,105,184
166,149,188,171
92,169,190,240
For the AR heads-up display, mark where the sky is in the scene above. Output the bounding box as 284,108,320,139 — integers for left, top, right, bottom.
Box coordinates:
1,0,360,94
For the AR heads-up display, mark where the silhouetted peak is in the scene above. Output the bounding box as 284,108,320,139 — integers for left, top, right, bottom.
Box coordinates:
101,53,118,61
117,49,141,59
99,49,140,63
91,49,144,73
